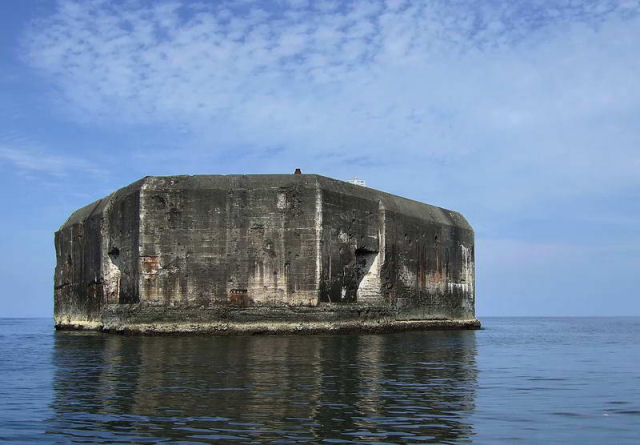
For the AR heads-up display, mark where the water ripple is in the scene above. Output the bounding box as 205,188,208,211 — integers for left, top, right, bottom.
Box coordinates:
0,318,639,443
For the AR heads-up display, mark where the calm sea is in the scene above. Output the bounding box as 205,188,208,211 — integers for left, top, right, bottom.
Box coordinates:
0,317,638,444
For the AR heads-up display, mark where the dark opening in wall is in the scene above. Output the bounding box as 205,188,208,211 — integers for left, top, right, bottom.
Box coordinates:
355,247,378,292
108,247,120,261
107,245,137,304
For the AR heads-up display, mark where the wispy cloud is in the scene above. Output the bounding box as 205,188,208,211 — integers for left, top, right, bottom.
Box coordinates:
20,0,640,203
0,140,104,177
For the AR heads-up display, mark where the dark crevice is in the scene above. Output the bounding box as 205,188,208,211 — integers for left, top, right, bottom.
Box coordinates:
355,248,378,291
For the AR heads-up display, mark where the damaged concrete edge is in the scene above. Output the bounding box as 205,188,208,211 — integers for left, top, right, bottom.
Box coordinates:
58,177,148,230
55,318,481,335
61,174,471,230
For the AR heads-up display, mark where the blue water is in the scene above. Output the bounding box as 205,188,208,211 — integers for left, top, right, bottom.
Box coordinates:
0,318,638,444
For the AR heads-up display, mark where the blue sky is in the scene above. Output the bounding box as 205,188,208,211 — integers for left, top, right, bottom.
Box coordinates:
1,0,638,317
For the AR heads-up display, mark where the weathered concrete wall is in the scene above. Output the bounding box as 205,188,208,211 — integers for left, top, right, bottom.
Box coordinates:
382,204,474,321
318,182,384,304
54,180,142,325
54,174,478,333
138,175,319,307
315,178,474,320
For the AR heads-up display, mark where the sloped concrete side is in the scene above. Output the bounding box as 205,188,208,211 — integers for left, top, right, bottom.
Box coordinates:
54,181,142,327
316,176,475,321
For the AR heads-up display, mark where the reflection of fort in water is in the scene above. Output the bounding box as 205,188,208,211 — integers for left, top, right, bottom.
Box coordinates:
49,332,477,442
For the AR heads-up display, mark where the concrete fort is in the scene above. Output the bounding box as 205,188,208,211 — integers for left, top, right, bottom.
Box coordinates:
54,174,479,333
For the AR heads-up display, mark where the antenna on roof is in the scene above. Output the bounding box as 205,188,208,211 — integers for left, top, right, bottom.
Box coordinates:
346,176,366,186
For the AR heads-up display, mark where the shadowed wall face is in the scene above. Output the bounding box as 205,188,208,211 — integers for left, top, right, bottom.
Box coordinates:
54,185,141,324
382,210,475,320
54,175,476,329
317,181,475,320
